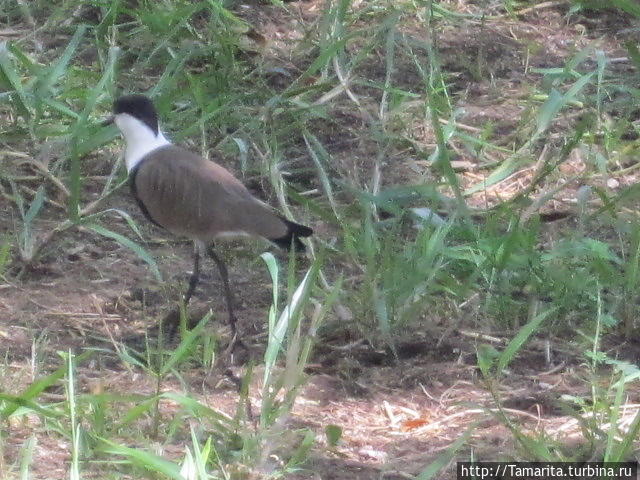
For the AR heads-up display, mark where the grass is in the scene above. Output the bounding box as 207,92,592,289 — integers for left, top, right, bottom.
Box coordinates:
1,0,640,478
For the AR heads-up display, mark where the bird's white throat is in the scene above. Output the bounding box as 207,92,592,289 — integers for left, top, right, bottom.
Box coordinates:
114,113,171,172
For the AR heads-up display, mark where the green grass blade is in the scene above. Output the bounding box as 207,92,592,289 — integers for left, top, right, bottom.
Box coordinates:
160,392,233,431
609,405,640,461
35,24,87,97
289,37,349,89
0,41,32,118
19,436,36,480
612,0,640,17
604,373,626,461
0,393,63,419
416,422,478,479
0,236,12,277
264,266,315,386
278,260,317,327
159,311,212,376
67,350,81,480
114,398,157,429
0,351,92,418
624,225,640,291
536,72,594,135
303,133,340,220
23,186,45,225
464,154,527,197
99,208,146,241
67,45,119,219
260,252,279,379
6,42,39,75
41,97,80,120
284,430,315,471
477,344,500,378
86,223,161,281
98,438,185,480
496,307,557,375
625,41,640,69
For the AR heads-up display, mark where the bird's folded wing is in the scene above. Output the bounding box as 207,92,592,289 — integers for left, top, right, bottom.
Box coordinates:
134,145,287,240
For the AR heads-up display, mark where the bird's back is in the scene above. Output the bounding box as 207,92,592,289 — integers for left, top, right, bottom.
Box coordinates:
131,145,289,242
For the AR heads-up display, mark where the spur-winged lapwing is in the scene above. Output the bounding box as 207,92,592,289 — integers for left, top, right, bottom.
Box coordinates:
104,94,312,340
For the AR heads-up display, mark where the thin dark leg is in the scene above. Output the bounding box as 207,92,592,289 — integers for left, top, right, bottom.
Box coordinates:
205,243,238,339
161,242,200,340
183,242,201,305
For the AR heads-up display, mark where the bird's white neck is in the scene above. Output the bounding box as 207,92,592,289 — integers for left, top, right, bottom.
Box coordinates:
114,113,171,172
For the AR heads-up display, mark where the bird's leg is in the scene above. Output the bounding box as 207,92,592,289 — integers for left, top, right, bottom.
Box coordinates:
183,241,201,306
161,242,201,340
205,243,238,341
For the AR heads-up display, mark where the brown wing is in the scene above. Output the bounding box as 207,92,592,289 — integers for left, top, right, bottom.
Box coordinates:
133,145,289,241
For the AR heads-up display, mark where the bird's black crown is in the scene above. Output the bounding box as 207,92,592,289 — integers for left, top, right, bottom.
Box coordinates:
113,95,159,135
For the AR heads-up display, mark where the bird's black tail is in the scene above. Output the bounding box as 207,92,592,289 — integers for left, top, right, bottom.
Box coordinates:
271,217,313,252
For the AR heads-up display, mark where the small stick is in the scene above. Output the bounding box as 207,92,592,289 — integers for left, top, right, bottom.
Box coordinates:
458,329,505,344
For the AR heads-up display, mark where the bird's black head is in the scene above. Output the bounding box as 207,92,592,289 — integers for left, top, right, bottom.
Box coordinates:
112,95,159,136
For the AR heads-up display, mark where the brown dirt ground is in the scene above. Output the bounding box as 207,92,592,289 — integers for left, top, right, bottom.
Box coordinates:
2,1,640,479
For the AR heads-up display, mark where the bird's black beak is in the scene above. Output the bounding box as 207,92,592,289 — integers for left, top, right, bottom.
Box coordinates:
101,115,115,127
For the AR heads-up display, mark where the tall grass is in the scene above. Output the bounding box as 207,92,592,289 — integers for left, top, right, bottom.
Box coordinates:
0,255,329,478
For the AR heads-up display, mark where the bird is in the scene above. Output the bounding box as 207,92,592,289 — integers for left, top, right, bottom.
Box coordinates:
103,94,313,341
